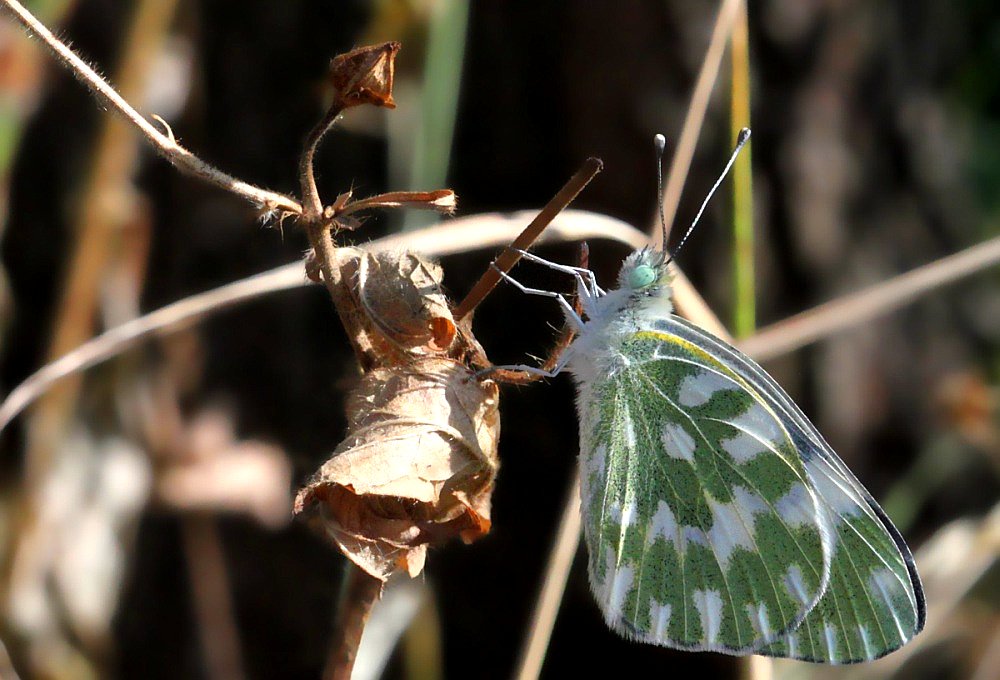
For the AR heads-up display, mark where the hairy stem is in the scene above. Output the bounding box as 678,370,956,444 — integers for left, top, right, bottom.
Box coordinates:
0,0,301,214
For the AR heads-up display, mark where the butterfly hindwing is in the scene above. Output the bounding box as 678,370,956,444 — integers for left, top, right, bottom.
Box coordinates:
578,328,832,653
654,316,925,662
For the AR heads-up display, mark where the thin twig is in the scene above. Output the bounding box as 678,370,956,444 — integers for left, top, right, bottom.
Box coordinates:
656,0,743,249
454,157,604,321
0,0,301,214
323,565,382,680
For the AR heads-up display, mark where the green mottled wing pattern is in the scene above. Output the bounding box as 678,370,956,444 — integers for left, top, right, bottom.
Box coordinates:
578,315,924,663
578,328,832,653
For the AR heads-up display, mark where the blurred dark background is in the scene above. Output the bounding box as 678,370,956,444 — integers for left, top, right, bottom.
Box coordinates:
0,1,998,679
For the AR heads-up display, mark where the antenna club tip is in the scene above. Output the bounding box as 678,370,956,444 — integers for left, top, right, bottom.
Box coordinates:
654,133,666,152
737,127,751,144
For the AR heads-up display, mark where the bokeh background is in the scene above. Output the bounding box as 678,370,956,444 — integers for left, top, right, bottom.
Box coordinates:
0,1,998,679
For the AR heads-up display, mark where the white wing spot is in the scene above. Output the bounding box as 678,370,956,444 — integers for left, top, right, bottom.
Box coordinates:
705,494,758,568
804,458,865,519
823,621,839,663
774,482,818,528
649,600,673,640
728,401,786,445
719,433,765,463
601,565,634,624
693,589,724,644
869,568,909,641
648,501,678,546
622,408,636,448
677,372,732,408
786,633,799,658
784,565,810,605
621,498,638,527
683,526,709,549
608,501,622,523
746,602,773,639
859,625,875,661
584,444,607,481
661,423,696,462
580,444,607,506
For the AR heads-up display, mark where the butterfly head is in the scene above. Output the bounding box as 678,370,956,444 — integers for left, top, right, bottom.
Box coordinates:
618,247,672,298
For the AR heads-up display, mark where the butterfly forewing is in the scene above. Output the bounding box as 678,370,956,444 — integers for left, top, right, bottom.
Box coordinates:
655,316,925,662
579,329,832,653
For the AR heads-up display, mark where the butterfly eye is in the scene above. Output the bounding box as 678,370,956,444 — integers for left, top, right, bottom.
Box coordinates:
628,264,657,289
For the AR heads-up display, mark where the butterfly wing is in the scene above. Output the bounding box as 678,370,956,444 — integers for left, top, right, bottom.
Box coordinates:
576,324,833,654
653,315,925,663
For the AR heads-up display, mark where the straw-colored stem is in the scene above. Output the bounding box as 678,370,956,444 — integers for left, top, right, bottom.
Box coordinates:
403,1,469,231
4,4,180,640
515,469,582,680
730,2,755,339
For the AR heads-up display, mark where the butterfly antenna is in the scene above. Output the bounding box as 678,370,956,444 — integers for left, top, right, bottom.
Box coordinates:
654,133,668,252
666,127,751,264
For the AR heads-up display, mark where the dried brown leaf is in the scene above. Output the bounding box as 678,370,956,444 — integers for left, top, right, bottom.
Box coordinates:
295,358,500,580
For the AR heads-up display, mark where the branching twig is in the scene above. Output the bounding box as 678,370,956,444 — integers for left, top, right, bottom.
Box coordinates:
0,0,301,214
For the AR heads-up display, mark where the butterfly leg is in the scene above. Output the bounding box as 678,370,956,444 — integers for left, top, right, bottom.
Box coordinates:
491,265,585,331
478,328,575,383
483,309,578,382
511,248,604,298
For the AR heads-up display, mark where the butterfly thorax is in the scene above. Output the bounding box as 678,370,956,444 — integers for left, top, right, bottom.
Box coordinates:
567,248,675,387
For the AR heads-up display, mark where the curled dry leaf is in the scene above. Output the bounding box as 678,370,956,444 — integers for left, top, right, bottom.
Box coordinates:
356,249,457,354
330,247,472,368
295,359,500,580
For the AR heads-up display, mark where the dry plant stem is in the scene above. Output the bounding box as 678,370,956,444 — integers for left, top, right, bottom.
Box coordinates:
3,2,178,659
299,105,345,218
0,211,648,433
181,515,247,680
324,565,382,680
16,0,178,489
491,244,589,386
0,0,301,214
520,4,741,668
740,233,1000,362
454,157,604,320
515,467,582,680
8,219,1000,443
655,0,743,248
513,270,729,680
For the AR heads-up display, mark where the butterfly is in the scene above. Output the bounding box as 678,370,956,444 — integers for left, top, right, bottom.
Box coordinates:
492,130,925,663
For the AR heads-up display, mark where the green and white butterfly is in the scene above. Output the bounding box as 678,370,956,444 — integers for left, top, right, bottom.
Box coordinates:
493,131,924,663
